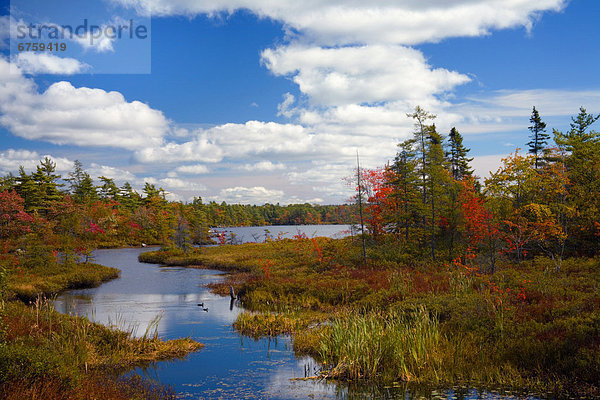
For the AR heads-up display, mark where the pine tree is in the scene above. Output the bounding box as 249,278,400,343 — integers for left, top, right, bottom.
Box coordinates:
527,106,549,169
447,127,473,179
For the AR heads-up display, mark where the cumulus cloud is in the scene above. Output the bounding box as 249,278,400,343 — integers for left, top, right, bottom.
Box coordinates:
262,44,470,107
134,133,222,163
12,52,90,75
144,176,207,191
88,163,136,181
210,186,285,204
238,161,286,172
113,0,566,46
0,57,169,149
0,148,74,175
134,121,317,163
174,164,210,175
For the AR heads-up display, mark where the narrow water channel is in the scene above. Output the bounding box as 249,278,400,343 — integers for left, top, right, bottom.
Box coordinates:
54,231,544,399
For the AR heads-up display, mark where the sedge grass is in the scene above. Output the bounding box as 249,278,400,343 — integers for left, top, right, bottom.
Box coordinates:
316,307,443,383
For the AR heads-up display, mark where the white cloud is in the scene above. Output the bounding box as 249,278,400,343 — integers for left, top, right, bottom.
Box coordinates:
0,57,169,150
12,52,90,75
0,148,74,175
88,163,136,182
135,121,316,163
143,176,207,191
471,153,509,179
277,92,295,118
238,161,285,172
174,164,210,174
113,0,566,46
73,25,116,53
262,44,470,107
463,89,600,118
209,186,285,204
134,133,223,163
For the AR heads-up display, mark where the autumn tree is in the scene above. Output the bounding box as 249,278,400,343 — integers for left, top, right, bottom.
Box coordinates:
554,107,600,254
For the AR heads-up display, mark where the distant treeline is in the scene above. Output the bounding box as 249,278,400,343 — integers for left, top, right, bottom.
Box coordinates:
0,160,353,269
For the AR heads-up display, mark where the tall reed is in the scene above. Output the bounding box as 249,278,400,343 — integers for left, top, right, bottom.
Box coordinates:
318,307,442,383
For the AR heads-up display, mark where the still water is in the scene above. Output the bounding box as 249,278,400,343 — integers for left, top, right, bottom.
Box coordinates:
54,226,544,399
209,224,353,244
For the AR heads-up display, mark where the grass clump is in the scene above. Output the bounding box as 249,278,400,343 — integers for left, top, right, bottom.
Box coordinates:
317,307,443,382
233,310,326,337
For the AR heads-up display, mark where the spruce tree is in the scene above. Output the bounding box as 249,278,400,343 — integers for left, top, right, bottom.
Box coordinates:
447,127,473,179
391,138,419,243
527,106,549,169
66,160,97,202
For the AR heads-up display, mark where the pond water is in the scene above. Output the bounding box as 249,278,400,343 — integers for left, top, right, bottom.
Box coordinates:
209,224,354,244
54,226,544,400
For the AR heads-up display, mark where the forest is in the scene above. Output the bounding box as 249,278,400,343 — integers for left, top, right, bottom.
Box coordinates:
354,105,599,268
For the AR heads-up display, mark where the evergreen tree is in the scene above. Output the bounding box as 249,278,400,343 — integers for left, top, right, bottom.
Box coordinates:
424,125,449,261
66,160,97,203
407,106,436,204
98,176,121,201
554,107,600,254
447,127,473,179
28,157,63,214
120,182,142,210
527,106,549,169
390,139,420,243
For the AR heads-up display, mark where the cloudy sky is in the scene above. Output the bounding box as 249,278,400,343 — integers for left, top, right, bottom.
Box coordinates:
1,0,599,204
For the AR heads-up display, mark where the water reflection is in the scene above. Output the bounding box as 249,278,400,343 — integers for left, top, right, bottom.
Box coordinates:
54,244,545,400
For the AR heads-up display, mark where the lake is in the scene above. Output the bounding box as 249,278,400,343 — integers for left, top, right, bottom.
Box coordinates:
209,224,354,244
54,225,543,399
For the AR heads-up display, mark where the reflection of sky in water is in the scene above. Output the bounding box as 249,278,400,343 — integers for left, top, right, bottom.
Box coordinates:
54,243,544,400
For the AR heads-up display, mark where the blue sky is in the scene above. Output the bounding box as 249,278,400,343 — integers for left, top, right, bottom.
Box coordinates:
1,0,599,204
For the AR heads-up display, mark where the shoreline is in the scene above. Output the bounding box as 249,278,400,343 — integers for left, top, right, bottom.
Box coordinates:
1,250,204,399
